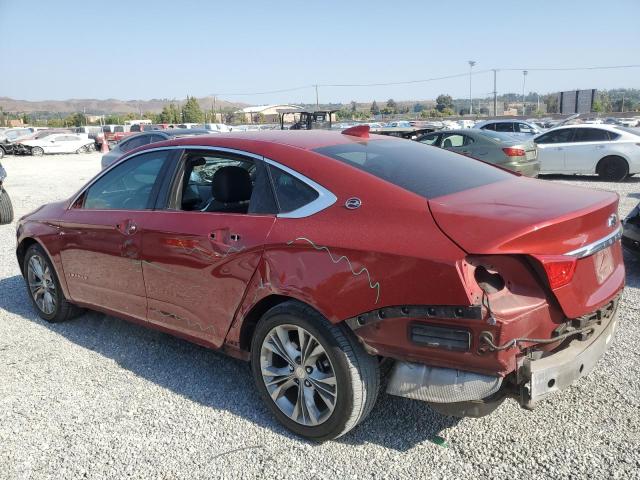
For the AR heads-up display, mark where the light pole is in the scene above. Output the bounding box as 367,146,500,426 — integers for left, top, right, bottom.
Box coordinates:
468,60,476,115
522,70,528,116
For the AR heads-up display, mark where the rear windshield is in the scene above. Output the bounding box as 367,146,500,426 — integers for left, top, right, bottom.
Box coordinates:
478,131,523,144
614,126,640,137
314,139,512,199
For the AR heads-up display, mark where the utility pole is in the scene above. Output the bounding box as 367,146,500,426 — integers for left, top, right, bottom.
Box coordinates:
522,70,528,116
315,84,319,109
468,61,476,115
621,95,625,113
492,69,498,116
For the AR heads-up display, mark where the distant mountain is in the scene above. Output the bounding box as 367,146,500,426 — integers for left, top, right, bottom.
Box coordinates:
0,96,248,114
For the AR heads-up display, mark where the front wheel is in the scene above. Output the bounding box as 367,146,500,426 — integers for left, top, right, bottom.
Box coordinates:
251,301,379,441
31,147,44,156
23,244,82,322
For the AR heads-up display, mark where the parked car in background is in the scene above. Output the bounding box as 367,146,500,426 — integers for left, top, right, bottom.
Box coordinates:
474,120,544,136
100,128,211,169
534,124,640,181
19,133,95,156
385,121,412,128
198,123,232,133
622,202,640,256
2,128,35,143
16,129,624,440
0,160,13,224
0,135,15,159
415,129,540,177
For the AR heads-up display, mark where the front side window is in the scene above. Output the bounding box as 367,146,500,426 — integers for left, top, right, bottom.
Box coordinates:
82,150,170,210
268,165,319,213
418,133,440,145
535,128,574,144
517,123,536,134
441,134,471,148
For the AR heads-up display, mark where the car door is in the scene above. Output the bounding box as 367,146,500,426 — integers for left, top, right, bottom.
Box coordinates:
534,128,575,173
43,135,65,153
564,128,614,174
139,148,278,347
58,149,173,320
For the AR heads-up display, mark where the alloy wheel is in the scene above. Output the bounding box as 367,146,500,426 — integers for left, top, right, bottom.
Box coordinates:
260,324,338,426
27,254,57,315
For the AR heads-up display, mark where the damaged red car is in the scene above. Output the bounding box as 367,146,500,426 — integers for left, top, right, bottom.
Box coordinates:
16,127,624,440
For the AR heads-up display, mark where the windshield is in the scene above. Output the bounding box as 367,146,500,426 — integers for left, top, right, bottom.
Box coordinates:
314,139,512,199
478,131,523,144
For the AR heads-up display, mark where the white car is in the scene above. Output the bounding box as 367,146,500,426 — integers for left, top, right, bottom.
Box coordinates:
534,124,640,181
21,133,95,156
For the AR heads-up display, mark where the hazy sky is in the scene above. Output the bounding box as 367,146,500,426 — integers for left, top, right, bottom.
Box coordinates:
1,0,639,104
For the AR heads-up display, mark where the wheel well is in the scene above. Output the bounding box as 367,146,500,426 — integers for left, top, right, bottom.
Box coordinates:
596,155,628,174
238,294,294,352
16,237,39,274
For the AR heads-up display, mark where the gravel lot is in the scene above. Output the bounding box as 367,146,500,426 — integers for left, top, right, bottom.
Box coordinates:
0,153,638,480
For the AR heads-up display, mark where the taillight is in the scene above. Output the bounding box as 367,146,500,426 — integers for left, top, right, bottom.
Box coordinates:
502,147,526,157
533,255,577,289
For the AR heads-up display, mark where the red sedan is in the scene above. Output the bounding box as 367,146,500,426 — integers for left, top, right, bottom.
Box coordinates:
16,127,624,440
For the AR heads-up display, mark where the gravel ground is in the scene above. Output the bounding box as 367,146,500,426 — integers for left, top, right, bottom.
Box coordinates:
0,153,638,480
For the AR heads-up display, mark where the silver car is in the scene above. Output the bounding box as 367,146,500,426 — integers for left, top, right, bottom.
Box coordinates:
416,129,540,177
101,129,212,169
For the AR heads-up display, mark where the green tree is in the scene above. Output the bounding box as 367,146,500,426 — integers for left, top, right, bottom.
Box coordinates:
385,98,397,113
66,112,87,126
181,96,204,123
350,101,357,113
370,100,380,115
413,103,425,113
436,94,453,112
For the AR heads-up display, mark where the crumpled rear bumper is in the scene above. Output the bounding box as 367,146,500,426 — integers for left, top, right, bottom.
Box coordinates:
518,310,617,409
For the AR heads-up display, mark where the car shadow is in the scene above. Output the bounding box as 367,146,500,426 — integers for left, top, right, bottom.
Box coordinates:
0,274,459,450
539,174,640,184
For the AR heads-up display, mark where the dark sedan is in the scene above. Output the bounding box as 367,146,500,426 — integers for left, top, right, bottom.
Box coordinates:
101,129,213,169
622,203,640,255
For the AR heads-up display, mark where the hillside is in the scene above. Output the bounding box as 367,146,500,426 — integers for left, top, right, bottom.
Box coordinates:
0,96,248,115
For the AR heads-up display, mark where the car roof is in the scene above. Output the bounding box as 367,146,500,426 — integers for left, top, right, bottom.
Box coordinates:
155,130,400,151
545,124,619,131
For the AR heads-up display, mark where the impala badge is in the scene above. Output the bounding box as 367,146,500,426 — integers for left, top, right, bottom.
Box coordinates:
607,214,618,228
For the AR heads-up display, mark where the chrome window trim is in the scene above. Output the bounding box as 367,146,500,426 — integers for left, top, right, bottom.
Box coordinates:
70,145,337,218
565,226,623,258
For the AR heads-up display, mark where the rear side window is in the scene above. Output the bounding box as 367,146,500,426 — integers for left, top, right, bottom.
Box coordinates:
481,123,496,131
268,165,319,213
573,128,615,142
494,123,514,133
314,139,512,199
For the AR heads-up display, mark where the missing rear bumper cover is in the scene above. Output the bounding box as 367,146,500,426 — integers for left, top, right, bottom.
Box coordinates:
345,304,482,330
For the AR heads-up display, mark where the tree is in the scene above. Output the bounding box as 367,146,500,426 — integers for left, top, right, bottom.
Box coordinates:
350,101,357,113
542,94,558,114
385,98,397,114
67,112,87,126
181,96,204,123
435,94,453,112
413,103,425,113
370,100,380,115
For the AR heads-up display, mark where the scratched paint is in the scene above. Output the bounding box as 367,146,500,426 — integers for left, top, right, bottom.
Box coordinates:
150,307,216,334
286,237,381,304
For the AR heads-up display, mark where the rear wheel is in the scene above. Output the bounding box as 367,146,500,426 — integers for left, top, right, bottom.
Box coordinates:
251,301,379,441
23,244,82,322
597,156,629,181
0,187,13,225
31,147,44,156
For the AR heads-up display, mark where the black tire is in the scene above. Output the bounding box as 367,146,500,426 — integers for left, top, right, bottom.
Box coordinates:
597,156,629,181
0,187,13,225
23,244,82,323
31,147,44,156
250,301,379,441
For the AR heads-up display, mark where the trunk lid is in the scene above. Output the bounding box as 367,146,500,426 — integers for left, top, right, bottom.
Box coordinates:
428,177,619,256
429,177,624,318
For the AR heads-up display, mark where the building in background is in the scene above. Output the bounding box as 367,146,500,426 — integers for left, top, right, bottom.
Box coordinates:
236,104,305,123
